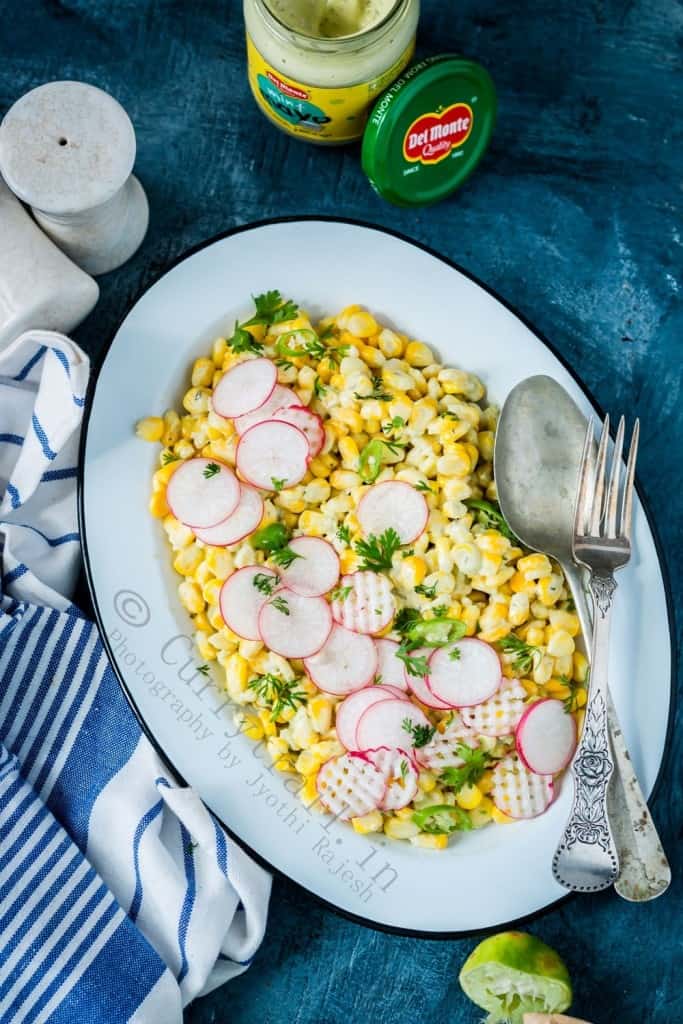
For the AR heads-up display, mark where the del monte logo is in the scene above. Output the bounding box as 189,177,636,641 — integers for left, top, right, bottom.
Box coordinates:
403,102,473,165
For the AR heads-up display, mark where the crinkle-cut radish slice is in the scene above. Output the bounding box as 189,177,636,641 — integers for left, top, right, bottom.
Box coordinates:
316,753,386,821
234,385,299,435
219,565,278,641
166,457,240,529
415,713,478,770
211,357,276,419
492,754,555,819
278,537,339,597
331,572,395,634
427,639,502,708
258,588,332,659
272,404,324,458
375,639,409,691
461,680,528,737
194,484,264,546
236,420,309,491
404,650,452,709
356,698,430,753
516,698,577,775
335,685,408,750
304,624,378,695
357,481,429,544
366,747,419,811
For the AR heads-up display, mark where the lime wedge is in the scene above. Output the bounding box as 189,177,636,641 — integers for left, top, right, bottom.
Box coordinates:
459,931,573,1024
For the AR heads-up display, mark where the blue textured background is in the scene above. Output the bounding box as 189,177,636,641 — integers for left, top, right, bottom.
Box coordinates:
2,2,681,1021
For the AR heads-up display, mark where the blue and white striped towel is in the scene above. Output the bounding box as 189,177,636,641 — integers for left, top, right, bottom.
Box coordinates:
0,332,271,1023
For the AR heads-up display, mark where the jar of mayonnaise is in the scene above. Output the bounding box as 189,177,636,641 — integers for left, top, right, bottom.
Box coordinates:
243,0,420,144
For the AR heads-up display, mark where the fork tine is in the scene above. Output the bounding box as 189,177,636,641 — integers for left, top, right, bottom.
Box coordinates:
605,415,625,538
573,418,595,538
620,418,640,539
590,414,611,536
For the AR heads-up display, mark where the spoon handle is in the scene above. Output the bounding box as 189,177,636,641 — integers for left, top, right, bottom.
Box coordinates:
563,564,671,901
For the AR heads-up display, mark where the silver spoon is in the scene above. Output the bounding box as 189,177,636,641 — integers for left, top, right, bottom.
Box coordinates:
494,374,670,901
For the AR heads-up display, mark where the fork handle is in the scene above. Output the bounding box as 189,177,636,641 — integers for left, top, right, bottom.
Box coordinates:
552,572,619,892
563,564,671,901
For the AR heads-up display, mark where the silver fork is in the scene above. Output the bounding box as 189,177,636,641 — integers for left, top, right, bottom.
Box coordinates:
552,414,638,892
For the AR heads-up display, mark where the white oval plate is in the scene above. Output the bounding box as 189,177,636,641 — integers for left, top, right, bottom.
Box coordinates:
80,218,673,936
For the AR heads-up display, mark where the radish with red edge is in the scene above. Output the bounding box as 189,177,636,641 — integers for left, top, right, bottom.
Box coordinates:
166,457,240,529
236,420,309,491
331,571,395,634
356,698,430,753
316,753,386,820
258,588,332,659
404,648,452,709
492,754,555,819
272,405,324,458
516,698,577,775
374,639,409,691
357,481,429,544
304,624,377,696
194,484,264,547
335,685,408,751
219,565,278,641
278,537,339,597
415,714,479,770
461,679,528,737
427,639,502,708
211,357,276,419
366,747,418,811
234,384,299,435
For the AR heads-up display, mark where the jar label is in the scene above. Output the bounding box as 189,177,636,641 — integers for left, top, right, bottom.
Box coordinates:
246,35,415,144
402,102,474,165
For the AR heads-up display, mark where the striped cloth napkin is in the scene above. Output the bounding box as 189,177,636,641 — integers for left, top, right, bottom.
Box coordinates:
0,331,271,1023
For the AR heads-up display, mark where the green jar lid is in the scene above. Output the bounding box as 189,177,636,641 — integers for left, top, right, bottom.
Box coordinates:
361,55,497,207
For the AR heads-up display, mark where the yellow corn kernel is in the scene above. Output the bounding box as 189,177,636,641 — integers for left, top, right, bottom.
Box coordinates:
330,469,361,490
544,678,571,699
182,386,211,415
509,571,537,595
256,708,278,737
160,409,181,447
478,624,511,644
452,542,483,577
477,430,495,462
475,531,511,557
275,487,306,514
573,650,589,683
574,688,587,708
384,817,420,840
491,804,514,825
208,604,225,631
463,442,479,471
460,604,480,636
347,311,378,338
400,555,427,588
339,548,359,574
517,553,553,580
548,609,580,637
532,654,554,685
136,416,164,442
308,456,330,479
307,696,333,733
241,715,264,741
537,574,564,607
520,678,539,697
478,770,495,795
172,544,202,576
311,739,344,761
201,577,222,607
508,592,530,627
525,626,546,647
546,629,575,658
410,833,448,850
298,510,327,536
352,810,384,835
456,784,483,810
330,407,364,434
358,344,385,369
205,547,234,580
178,580,204,615
223,652,248,697
404,341,434,368
210,336,227,366
190,357,214,388
377,328,403,358
417,771,436,794
195,632,216,662
553,653,573,679
382,363,414,392
338,436,360,470
436,444,471,477
469,796,494,829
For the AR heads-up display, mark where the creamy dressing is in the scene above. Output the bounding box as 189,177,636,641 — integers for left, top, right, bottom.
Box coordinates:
266,0,396,38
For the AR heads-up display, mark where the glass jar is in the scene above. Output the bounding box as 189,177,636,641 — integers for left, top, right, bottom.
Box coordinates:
243,0,420,144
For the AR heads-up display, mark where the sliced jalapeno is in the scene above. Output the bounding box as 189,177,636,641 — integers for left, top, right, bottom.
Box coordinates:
406,617,467,648
412,804,472,835
252,522,290,552
358,439,385,483
275,329,318,359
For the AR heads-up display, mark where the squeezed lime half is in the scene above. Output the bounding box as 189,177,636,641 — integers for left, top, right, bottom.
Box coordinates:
459,931,573,1024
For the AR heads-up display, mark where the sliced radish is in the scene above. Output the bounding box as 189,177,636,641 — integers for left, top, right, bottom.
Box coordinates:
316,753,386,821
375,639,409,691
277,537,339,597
273,405,324,458
427,639,502,708
331,571,395,635
335,685,408,751
236,420,309,491
219,565,278,641
357,481,429,544
304,624,378,696
415,713,479,770
516,698,577,775
492,754,555,819
234,385,299,435
461,679,528,737
366,747,419,811
404,649,452,709
194,484,264,546
211,357,277,419
166,457,240,529
356,698,430,753
258,588,332,659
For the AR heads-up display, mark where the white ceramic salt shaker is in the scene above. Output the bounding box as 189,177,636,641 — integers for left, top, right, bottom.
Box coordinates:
0,81,149,276
0,178,99,350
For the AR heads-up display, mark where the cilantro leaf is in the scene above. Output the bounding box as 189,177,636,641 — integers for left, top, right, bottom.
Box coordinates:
203,462,220,479
354,528,402,572
248,673,306,720
497,633,540,675
228,320,264,354
401,718,436,747
440,744,492,792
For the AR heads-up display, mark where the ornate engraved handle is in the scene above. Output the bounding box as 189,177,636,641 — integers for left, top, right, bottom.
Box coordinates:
552,573,619,892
